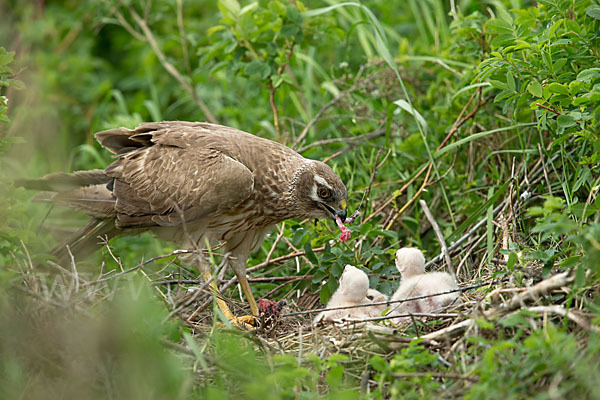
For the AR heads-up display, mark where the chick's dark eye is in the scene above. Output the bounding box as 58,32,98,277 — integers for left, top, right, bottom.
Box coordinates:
366,295,374,301
317,187,332,199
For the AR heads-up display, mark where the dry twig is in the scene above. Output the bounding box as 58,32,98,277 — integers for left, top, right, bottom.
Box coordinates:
418,272,576,342
420,199,455,278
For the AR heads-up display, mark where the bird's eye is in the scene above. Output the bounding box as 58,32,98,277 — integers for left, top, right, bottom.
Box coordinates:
366,295,374,301
317,187,331,199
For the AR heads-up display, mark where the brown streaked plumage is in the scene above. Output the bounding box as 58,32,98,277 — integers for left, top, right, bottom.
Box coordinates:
21,121,348,322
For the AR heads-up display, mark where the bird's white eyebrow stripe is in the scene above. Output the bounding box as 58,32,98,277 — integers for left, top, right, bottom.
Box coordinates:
314,175,331,188
309,184,320,202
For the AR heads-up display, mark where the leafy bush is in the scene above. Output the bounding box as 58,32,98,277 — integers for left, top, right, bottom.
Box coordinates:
467,323,600,399
473,0,600,273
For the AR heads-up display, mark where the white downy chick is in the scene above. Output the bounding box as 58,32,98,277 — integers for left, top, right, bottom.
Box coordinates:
388,248,459,319
315,265,376,323
365,288,388,317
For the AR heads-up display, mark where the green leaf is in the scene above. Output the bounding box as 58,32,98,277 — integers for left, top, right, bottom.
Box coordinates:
436,123,535,156
500,311,529,328
325,365,344,388
291,227,307,247
285,5,301,22
544,196,566,211
476,318,495,330
506,71,516,91
224,41,237,54
565,19,582,36
507,252,518,269
586,6,600,20
143,100,161,122
5,79,24,90
527,81,543,97
304,242,319,265
394,99,428,133
553,58,567,74
220,0,240,15
207,25,227,36
320,283,331,306
525,249,555,262
218,0,241,22
561,256,581,268
495,89,514,103
526,206,544,217
369,356,388,372
489,79,508,90
574,92,600,106
486,18,513,33
327,274,338,295
280,23,299,37
542,51,552,70
0,50,15,66
514,40,532,50
240,2,258,15
546,82,570,96
577,68,600,83
557,114,577,128
244,60,271,79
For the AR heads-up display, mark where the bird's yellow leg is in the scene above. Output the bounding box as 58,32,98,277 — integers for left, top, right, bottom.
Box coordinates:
201,271,255,329
234,271,259,316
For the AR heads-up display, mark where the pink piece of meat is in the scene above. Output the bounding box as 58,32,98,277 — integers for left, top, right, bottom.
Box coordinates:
335,215,352,243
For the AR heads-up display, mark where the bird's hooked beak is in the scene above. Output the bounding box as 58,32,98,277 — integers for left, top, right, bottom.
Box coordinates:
322,199,347,221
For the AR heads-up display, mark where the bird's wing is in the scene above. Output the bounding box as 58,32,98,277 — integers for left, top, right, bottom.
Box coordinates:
98,123,255,228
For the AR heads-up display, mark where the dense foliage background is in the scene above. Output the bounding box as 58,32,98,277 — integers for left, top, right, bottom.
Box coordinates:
1,0,599,398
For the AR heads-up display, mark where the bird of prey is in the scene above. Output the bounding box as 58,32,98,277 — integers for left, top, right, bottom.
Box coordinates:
22,121,348,327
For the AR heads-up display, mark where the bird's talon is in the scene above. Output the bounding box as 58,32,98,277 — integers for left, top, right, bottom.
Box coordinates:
237,314,257,326
216,315,256,330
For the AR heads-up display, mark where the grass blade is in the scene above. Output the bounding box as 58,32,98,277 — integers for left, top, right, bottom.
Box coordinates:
436,123,536,157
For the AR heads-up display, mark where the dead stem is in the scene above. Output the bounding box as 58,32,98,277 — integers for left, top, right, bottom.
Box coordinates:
420,199,455,278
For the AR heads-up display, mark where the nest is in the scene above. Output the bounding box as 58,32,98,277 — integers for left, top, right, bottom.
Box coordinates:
171,267,593,354
8,236,598,398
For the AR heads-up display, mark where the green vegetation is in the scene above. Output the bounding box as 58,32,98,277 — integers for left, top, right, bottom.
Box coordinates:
1,0,600,398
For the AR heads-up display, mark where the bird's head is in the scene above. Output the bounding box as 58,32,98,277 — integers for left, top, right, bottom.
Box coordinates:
339,265,369,302
395,247,426,278
293,160,348,220
366,288,387,303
